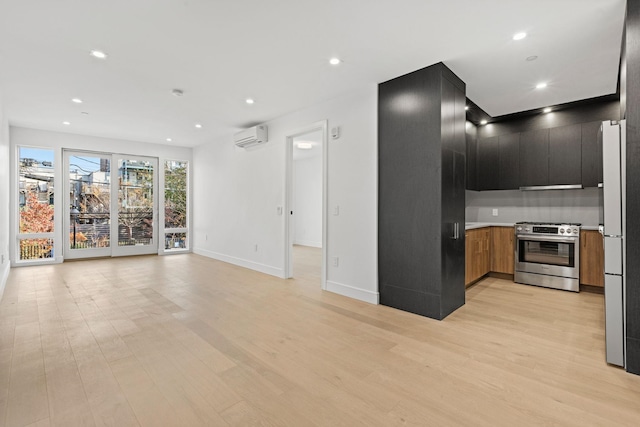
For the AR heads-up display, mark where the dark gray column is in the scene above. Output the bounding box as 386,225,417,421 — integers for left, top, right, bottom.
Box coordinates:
625,0,640,375
378,63,466,320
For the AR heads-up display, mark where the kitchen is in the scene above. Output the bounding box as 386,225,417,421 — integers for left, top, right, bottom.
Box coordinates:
378,58,631,372
463,94,616,291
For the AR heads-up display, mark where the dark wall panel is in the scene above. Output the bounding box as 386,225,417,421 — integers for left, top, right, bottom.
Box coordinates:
621,17,628,120
625,0,640,376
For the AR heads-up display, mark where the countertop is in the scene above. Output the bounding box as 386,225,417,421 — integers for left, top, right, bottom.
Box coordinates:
465,222,514,230
464,222,601,231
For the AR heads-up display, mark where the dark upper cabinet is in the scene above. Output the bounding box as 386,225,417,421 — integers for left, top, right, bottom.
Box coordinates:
498,133,520,190
549,124,582,185
466,131,478,190
468,101,613,190
477,136,499,190
519,129,549,187
581,121,603,187
465,122,478,191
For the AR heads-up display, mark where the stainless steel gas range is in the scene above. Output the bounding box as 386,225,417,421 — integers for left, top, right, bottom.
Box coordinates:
514,222,581,292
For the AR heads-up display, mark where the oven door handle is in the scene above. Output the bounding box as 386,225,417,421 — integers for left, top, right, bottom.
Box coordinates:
516,235,577,244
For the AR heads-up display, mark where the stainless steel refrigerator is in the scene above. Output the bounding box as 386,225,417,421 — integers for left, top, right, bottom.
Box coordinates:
602,120,626,367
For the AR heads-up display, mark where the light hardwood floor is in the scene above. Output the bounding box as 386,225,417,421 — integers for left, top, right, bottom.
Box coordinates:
1,248,639,426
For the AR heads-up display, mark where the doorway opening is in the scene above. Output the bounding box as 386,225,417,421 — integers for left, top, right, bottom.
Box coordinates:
284,121,327,289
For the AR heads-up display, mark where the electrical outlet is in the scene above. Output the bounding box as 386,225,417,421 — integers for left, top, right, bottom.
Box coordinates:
333,205,340,216
332,257,339,267
492,209,499,217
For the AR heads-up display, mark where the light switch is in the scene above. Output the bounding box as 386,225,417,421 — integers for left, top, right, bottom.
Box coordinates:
333,206,340,216
492,209,499,217
277,206,283,215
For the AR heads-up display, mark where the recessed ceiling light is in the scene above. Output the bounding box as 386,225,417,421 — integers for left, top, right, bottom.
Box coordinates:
62,121,71,125
166,138,172,142
465,106,469,111
513,32,527,41
245,98,255,104
543,107,552,113
297,142,313,149
536,82,548,89
71,98,83,104
526,55,538,62
329,57,341,65
195,123,202,129
480,120,488,125
90,50,107,59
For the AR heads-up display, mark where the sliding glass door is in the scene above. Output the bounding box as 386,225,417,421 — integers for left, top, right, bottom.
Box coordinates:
65,152,112,259
64,151,158,259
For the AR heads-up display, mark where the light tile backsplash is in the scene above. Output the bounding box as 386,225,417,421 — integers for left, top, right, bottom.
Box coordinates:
466,188,603,226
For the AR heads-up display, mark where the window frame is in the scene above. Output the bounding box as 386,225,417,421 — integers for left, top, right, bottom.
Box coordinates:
160,158,190,254
13,145,60,266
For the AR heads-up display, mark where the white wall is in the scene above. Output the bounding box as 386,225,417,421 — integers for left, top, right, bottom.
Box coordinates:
193,85,378,304
0,96,10,298
293,154,322,247
9,126,193,265
466,188,602,226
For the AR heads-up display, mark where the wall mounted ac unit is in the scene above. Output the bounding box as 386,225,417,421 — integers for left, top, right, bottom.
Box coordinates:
234,125,268,148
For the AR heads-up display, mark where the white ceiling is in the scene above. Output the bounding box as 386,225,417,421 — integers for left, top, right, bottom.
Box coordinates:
0,0,626,148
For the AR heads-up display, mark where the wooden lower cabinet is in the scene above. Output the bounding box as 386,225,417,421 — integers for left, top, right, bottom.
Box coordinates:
491,226,515,274
580,230,604,287
465,226,603,289
465,227,490,286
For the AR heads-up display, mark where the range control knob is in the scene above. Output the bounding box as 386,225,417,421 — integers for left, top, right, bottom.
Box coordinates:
517,226,522,232
572,228,578,234
525,227,530,232
559,228,565,234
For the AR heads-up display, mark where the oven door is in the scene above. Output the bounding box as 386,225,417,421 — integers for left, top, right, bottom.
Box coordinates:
515,235,579,279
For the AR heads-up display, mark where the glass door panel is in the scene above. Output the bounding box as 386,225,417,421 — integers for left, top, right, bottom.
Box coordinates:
113,157,157,256
65,152,112,259
64,152,157,259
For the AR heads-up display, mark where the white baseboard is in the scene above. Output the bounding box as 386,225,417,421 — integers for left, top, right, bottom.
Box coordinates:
293,240,322,248
325,280,379,305
193,247,284,278
0,262,9,302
